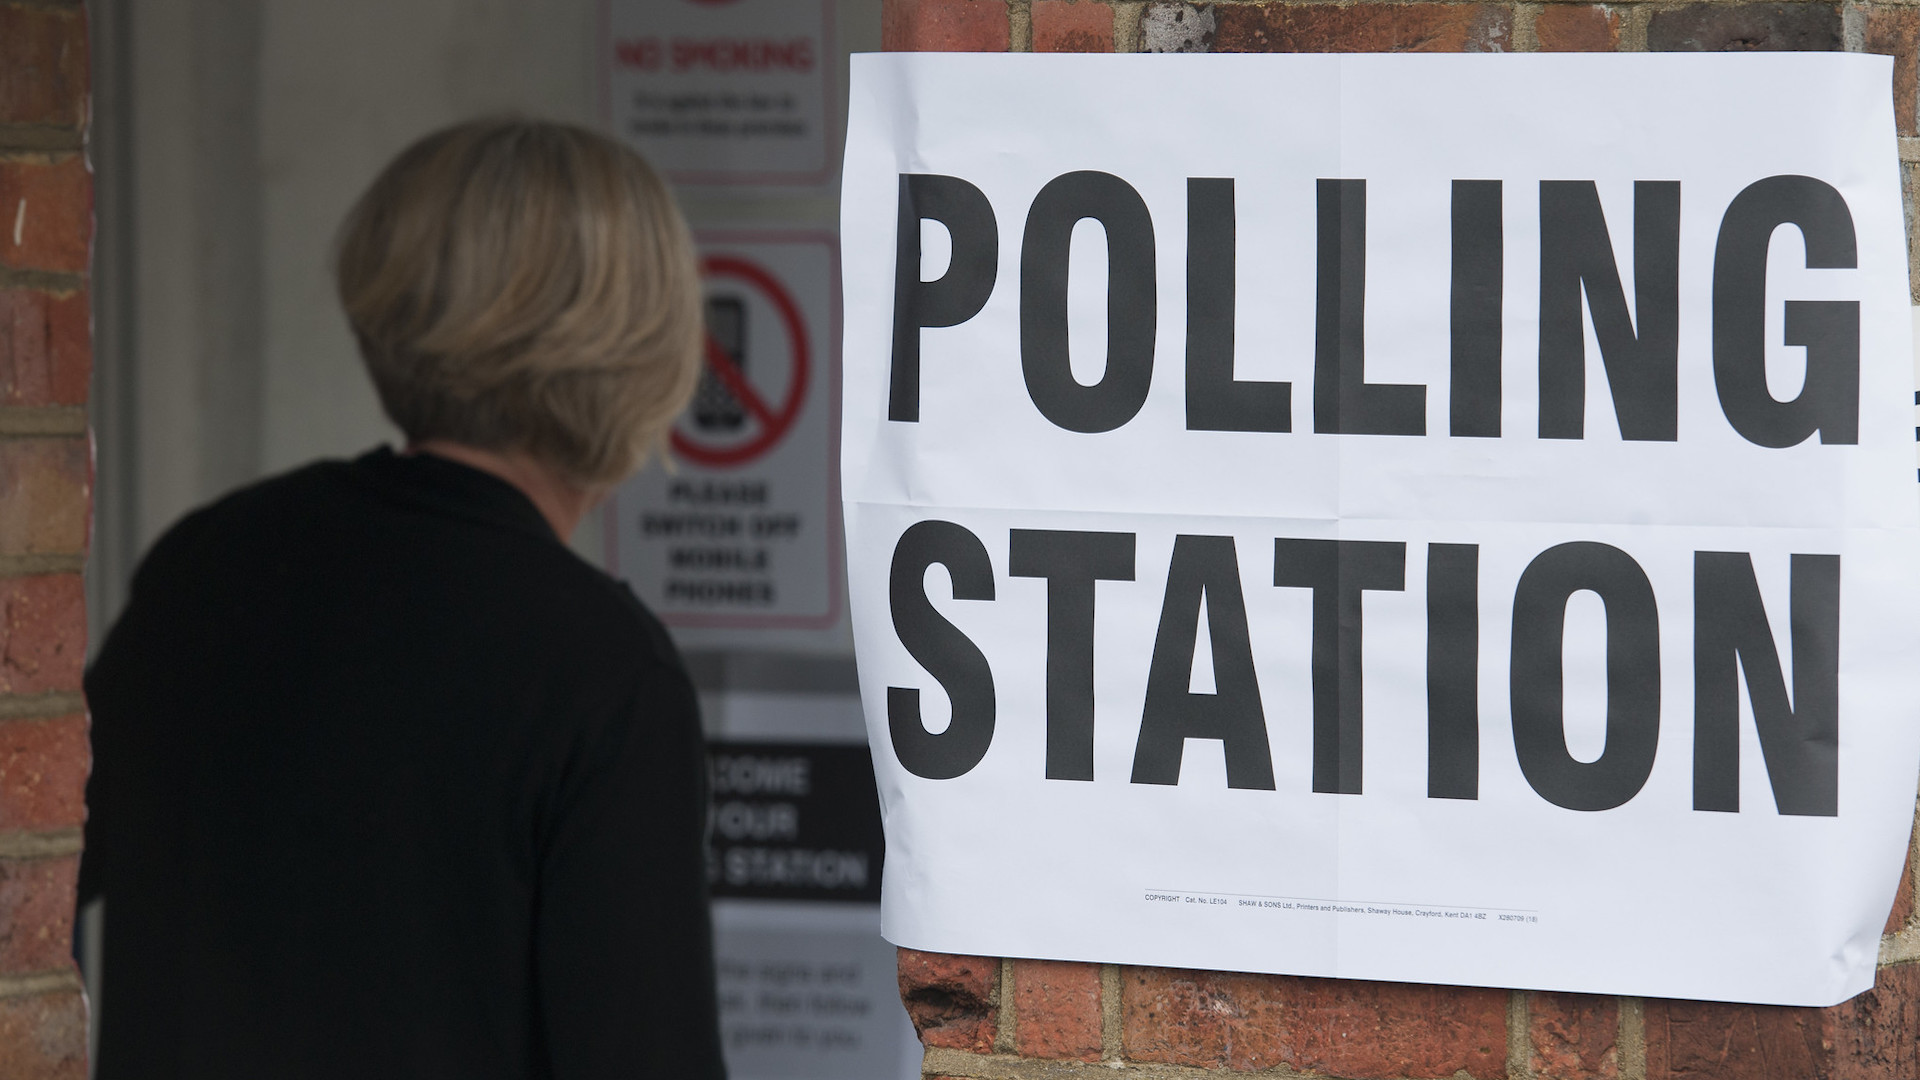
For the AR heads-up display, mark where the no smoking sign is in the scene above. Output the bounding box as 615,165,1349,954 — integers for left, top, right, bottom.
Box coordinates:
607,231,843,648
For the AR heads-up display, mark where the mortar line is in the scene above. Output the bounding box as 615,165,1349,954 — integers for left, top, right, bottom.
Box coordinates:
1010,0,1034,51
1100,963,1123,1059
0,827,83,859
0,268,85,293
0,969,82,1001
0,406,88,436
996,957,1017,1053
923,1045,1355,1079
1112,2,1147,53
1507,989,1531,1080
1618,997,1647,1080
1513,3,1543,52
1617,4,1651,52
0,692,85,721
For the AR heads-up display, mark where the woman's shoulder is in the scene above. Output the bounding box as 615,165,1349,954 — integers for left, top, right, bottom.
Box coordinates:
125,460,358,592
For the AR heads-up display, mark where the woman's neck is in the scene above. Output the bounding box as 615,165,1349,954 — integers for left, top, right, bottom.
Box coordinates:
407,440,602,540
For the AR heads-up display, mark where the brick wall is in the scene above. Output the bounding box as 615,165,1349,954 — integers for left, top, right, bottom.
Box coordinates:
882,1,1920,1076
0,1,92,1078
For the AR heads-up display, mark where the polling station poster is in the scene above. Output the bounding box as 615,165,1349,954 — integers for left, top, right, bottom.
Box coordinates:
839,53,1920,1007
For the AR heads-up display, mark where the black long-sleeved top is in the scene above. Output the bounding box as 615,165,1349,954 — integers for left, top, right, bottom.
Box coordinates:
81,447,725,1079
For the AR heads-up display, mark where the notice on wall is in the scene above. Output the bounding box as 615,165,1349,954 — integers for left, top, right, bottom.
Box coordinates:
603,0,835,188
840,53,1920,1007
713,903,921,1080
608,231,845,652
709,741,885,904
702,690,918,1080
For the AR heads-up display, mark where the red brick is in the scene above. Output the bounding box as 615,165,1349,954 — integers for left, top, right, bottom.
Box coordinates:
0,6,88,131
1535,5,1620,53
0,156,91,275
1645,998,1825,1079
1121,967,1229,1067
1122,968,1507,1078
0,575,85,695
1034,1,1114,53
1888,817,1916,936
883,0,1011,52
1270,977,1508,1078
0,439,88,557
898,948,998,1052
0,856,77,975
0,289,90,407
1012,958,1101,1060
1869,8,1920,138
1647,967,1920,1079
1827,963,1920,1080
1531,992,1618,1080
1214,4,1513,54
0,715,86,831
1646,3,1842,53
0,990,85,1080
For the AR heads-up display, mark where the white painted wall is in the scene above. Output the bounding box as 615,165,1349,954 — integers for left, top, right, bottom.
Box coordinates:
257,0,603,479
126,0,264,553
114,0,878,569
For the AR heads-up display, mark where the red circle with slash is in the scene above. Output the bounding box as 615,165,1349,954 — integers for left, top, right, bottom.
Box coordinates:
671,254,810,468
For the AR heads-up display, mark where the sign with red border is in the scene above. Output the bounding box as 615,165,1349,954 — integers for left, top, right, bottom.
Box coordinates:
600,0,836,189
607,231,843,647
672,256,812,468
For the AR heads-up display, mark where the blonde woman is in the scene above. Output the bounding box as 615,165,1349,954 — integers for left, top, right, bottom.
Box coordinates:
81,119,725,1078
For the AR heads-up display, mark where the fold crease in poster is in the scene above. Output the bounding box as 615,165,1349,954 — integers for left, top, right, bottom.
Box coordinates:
840,53,1920,1006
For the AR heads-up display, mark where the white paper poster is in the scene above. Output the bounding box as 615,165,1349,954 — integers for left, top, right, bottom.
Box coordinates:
839,53,1920,1006
603,0,835,188
608,230,846,651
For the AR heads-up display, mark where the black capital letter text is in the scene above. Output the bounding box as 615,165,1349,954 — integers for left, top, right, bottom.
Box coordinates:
1273,538,1409,794
888,520,998,779
1509,542,1661,811
891,175,999,422
1022,171,1157,433
1693,551,1840,816
1131,536,1275,790
1010,529,1137,781
1712,175,1860,447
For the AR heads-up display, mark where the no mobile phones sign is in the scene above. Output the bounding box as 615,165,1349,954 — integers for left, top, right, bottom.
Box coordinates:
608,231,844,650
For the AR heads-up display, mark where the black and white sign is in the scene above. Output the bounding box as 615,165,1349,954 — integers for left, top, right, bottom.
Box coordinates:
608,231,844,650
602,0,835,188
702,692,920,1080
709,741,885,904
840,54,1920,1006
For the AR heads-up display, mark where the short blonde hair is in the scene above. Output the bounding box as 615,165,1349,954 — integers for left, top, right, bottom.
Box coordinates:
336,118,701,486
